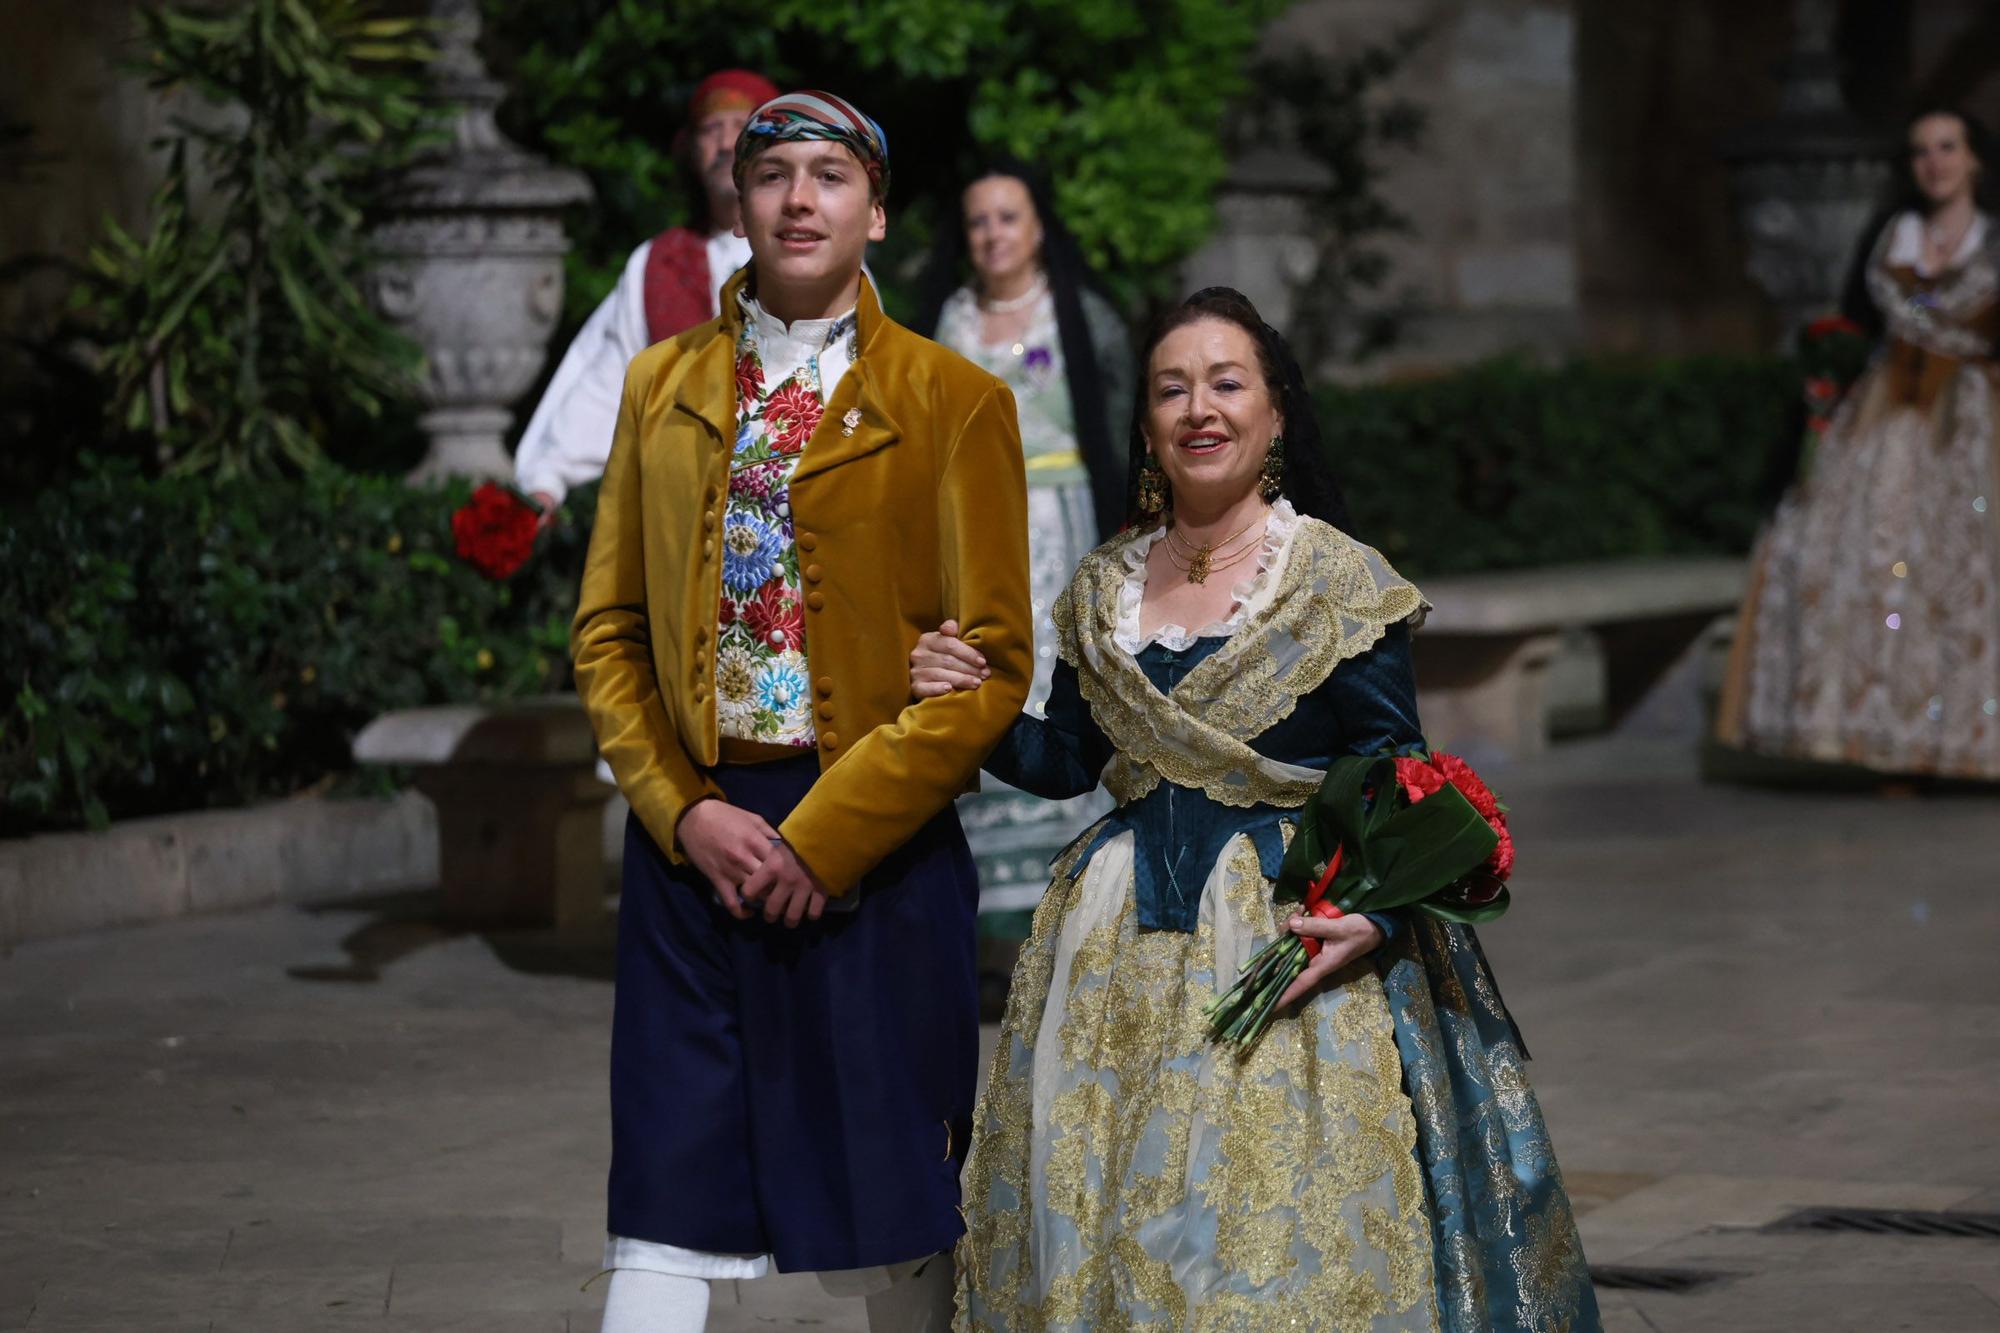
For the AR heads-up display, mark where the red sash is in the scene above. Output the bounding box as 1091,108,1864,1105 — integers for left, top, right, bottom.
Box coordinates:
641,227,715,344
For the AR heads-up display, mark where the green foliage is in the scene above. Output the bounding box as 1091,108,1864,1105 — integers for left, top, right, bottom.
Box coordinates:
481,0,1288,316
0,462,596,834
1244,29,1432,369
72,0,436,479
1325,356,1802,578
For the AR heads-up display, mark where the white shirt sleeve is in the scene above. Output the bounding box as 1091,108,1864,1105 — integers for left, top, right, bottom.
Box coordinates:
512,239,656,506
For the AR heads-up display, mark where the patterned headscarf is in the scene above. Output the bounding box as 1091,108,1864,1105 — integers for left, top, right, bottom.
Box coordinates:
733,91,890,200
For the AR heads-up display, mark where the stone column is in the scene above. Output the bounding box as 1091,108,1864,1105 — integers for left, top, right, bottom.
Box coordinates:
372,0,592,484
1719,0,1897,341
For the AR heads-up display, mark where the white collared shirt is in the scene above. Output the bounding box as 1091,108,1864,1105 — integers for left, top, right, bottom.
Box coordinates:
735,289,858,397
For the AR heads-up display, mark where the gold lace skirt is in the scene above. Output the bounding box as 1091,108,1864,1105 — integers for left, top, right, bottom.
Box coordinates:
955,830,1439,1332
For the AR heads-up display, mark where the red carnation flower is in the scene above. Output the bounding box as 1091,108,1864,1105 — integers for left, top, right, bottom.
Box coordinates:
451,482,538,580
734,352,764,409
718,594,739,629
763,381,824,454
1805,314,1864,340
1393,755,1447,804
1486,817,1515,880
1433,752,1501,819
743,583,804,652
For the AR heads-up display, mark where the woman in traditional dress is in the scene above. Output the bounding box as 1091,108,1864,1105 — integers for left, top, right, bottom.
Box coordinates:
913,288,1600,1330
911,161,1133,920
1718,107,2000,778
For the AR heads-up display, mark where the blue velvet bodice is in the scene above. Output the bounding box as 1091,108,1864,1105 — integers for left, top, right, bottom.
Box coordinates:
985,621,1424,933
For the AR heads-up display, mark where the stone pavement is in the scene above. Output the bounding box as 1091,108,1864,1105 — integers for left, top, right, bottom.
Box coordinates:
3,737,1998,1331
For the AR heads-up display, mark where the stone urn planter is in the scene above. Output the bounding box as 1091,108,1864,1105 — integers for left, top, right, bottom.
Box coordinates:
1719,0,1897,342
372,0,592,484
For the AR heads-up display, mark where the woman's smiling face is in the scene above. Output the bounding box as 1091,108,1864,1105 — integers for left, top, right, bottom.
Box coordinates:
1142,317,1283,511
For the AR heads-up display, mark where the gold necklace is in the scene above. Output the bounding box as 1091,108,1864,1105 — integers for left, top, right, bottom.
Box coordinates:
1162,538,1261,585
1163,509,1267,584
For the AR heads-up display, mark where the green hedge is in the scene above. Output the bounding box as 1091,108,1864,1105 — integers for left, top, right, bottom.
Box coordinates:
2,464,595,834
1327,357,1799,577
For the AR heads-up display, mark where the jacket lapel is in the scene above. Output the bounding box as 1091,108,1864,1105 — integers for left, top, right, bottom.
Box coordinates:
793,358,901,481
671,268,750,442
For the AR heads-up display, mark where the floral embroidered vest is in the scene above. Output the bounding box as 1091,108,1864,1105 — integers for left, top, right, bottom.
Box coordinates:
714,309,857,746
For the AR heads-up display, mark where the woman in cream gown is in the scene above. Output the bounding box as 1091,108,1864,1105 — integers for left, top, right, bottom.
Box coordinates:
913,159,1132,911
1719,107,2000,777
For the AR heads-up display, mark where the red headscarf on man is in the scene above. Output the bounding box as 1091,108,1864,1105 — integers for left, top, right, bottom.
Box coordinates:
674,69,782,158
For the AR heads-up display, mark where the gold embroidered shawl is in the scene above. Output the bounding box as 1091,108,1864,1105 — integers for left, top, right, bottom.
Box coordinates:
1050,517,1426,808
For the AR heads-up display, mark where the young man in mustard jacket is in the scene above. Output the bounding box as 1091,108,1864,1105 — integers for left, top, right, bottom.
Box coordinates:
571,92,1031,1333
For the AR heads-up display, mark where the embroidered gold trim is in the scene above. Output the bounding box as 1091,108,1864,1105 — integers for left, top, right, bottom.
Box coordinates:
956,834,1437,1330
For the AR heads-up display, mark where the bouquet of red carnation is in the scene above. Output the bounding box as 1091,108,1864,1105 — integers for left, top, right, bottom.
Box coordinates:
451,482,541,580
1796,314,1873,474
1205,751,1513,1047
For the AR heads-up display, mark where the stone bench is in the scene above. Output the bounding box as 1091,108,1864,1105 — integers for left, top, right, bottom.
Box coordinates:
1412,557,1747,761
353,696,612,927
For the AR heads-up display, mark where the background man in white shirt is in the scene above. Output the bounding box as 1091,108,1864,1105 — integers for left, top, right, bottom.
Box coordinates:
514,68,779,521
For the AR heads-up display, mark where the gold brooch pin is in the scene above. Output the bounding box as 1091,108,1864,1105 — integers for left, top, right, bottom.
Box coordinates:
841,407,862,437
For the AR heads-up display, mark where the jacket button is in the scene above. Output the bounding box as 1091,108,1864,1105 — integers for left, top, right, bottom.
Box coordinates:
704,486,718,505
694,684,707,703
816,677,834,698
798,532,817,552
821,731,839,750
702,540,714,561
806,591,825,611
694,652,706,672
804,563,823,583
702,512,716,532
695,627,710,646
817,702,834,721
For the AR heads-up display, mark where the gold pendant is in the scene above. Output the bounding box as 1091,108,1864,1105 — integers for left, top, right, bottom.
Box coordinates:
1186,545,1212,584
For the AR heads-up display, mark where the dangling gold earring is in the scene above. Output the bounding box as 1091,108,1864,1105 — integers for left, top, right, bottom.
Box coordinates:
1137,453,1168,519
1259,436,1285,502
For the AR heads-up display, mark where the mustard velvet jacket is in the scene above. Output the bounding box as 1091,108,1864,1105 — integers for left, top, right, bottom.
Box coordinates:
571,271,1033,895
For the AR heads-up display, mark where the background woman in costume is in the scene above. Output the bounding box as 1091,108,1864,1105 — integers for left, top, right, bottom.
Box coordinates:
910,159,1133,932
913,289,1599,1330
1717,107,2000,781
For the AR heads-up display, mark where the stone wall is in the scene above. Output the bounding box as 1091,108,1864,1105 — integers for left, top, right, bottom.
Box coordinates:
1187,0,1588,379
1188,0,2000,376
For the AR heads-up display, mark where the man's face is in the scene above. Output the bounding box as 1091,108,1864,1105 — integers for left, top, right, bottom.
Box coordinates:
736,140,885,293
691,108,752,195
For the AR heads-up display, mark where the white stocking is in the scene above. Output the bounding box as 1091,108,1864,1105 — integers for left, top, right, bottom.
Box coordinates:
599,1268,710,1333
